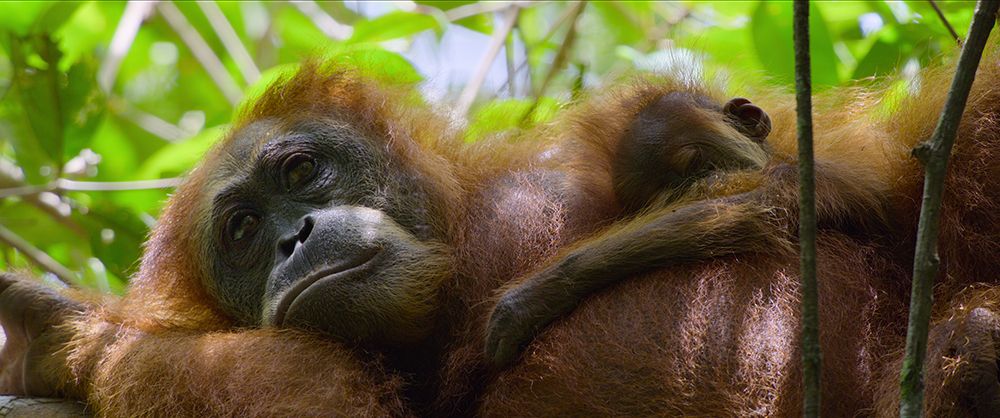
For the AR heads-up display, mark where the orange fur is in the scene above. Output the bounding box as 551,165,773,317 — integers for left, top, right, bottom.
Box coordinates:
470,50,1000,417
49,47,1000,417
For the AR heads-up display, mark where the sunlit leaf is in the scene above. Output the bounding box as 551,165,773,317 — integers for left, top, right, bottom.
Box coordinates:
592,2,643,46
78,200,148,281
136,125,227,179
414,1,494,34
751,1,839,87
328,47,423,84
349,11,441,44
0,1,79,36
32,2,82,35
852,38,903,79
6,36,103,174
54,2,113,69
465,98,560,142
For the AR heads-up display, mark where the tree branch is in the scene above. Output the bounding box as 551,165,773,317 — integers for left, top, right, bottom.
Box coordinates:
197,1,261,85
519,1,586,125
443,1,527,22
497,2,578,95
0,160,85,237
112,97,189,142
56,178,184,192
0,396,87,417
0,178,183,199
455,6,521,116
157,1,243,106
530,1,584,98
291,0,352,40
898,2,999,417
0,224,77,287
505,24,517,97
98,1,155,92
928,0,962,46
793,1,820,417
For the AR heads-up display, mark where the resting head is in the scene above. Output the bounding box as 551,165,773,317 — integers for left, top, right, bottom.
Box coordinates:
613,89,773,211
130,62,461,346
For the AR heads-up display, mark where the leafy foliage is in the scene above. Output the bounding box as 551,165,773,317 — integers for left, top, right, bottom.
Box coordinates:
0,1,976,292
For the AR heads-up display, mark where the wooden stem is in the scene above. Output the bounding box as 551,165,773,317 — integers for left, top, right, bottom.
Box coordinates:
898,1,999,417
792,1,820,416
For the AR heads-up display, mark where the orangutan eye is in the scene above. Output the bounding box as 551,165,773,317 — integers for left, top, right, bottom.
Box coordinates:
282,153,316,191
228,211,261,242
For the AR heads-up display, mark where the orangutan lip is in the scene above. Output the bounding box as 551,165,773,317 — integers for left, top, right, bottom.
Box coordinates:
273,248,381,327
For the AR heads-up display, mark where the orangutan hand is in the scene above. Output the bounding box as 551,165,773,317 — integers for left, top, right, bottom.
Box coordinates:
924,306,1000,417
485,263,578,370
484,286,535,370
0,273,83,396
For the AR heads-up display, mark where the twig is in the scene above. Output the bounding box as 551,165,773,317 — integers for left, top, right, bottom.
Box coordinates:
455,6,521,116
291,0,353,40
113,97,188,141
898,2,999,417
444,1,529,22
0,178,183,199
0,160,85,236
157,1,242,106
532,1,585,97
928,0,962,46
56,178,184,192
0,224,77,287
0,184,48,199
98,1,155,92
500,2,575,95
793,1,820,417
520,1,586,125
197,1,261,85
498,2,579,94
505,25,517,97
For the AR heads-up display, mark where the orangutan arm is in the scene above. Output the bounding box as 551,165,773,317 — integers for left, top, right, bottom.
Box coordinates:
67,321,405,417
484,193,788,367
0,274,406,417
486,162,890,368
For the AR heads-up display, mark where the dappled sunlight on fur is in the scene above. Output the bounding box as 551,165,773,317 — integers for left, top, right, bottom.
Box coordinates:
35,45,1000,417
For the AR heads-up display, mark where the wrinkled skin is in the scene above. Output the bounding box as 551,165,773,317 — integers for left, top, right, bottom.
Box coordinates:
197,118,452,346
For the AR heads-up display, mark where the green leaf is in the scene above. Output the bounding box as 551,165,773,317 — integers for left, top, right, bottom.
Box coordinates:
31,2,82,35
852,39,902,79
415,1,475,9
0,201,85,249
414,1,492,33
328,47,423,84
242,62,300,107
8,36,64,166
591,3,643,46
5,35,103,171
465,98,560,142
62,61,105,160
88,117,138,181
275,5,335,55
0,3,48,36
349,11,441,44
751,1,840,87
453,14,492,34
78,200,149,281
136,125,226,179
54,2,113,69
516,4,548,45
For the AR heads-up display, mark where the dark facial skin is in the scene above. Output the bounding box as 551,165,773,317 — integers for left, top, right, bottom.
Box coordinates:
200,118,451,346
612,93,772,212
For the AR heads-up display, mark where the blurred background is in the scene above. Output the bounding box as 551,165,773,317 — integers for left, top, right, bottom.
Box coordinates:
0,1,978,293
